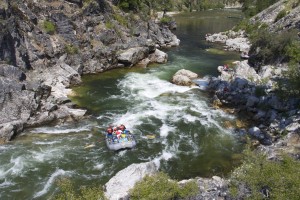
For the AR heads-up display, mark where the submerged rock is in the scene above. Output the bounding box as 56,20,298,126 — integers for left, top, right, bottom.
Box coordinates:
104,161,158,200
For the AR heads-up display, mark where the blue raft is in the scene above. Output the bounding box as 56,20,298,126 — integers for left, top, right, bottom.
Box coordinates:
105,133,136,151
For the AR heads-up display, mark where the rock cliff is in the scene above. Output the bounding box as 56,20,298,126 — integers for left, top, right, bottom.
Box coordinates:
249,0,300,32
0,0,179,143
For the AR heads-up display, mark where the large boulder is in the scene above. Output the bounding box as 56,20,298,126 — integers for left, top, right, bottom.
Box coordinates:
104,161,158,200
117,47,149,66
0,121,24,144
148,49,168,63
172,69,198,86
234,61,261,83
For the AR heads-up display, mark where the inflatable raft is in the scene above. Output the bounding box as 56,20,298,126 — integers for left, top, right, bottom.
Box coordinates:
106,133,136,151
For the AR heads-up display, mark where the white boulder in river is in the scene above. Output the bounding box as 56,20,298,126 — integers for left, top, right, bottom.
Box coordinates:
104,161,158,200
172,69,198,86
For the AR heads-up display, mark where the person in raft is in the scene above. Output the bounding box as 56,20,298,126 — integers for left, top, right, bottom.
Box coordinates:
106,127,113,137
223,64,229,71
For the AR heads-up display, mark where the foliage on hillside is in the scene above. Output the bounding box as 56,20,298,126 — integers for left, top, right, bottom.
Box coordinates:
54,178,107,200
229,150,300,199
239,0,279,17
129,172,199,200
114,0,241,13
53,173,199,200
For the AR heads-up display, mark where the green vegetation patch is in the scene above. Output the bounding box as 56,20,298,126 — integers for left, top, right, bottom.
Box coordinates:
65,44,79,55
129,172,199,200
229,150,300,199
160,16,172,24
43,20,56,35
240,0,279,17
275,9,289,22
105,21,115,29
113,14,128,27
54,178,107,200
206,48,227,55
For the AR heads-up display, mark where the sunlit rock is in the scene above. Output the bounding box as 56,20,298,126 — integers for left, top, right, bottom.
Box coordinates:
104,161,158,200
172,69,198,86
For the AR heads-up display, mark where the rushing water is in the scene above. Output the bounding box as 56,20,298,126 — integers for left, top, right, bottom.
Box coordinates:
0,10,244,199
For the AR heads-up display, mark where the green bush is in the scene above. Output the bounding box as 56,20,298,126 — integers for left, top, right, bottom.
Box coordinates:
198,0,225,10
105,21,114,29
248,29,298,67
129,172,199,200
117,0,141,12
229,150,300,199
275,9,288,22
285,40,300,63
280,39,300,96
241,0,279,17
54,178,107,200
43,20,56,35
160,16,172,24
65,44,79,55
113,14,128,27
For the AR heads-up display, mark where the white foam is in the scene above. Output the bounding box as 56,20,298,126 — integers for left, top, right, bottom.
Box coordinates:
33,169,68,198
30,148,64,163
118,73,194,99
33,141,60,145
118,150,127,157
159,124,175,137
30,125,91,134
153,151,175,168
0,180,15,188
94,163,104,170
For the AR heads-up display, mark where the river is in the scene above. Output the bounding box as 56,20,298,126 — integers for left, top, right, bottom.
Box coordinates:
0,10,243,199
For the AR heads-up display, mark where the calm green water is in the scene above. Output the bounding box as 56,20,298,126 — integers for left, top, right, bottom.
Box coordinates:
0,10,244,199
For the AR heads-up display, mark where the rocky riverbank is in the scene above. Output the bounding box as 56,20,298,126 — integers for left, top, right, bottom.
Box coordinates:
205,0,300,158
0,0,179,143
205,30,251,54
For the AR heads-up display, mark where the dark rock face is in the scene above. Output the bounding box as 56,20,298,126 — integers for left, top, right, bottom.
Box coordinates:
249,0,300,32
65,0,83,7
0,0,180,142
208,61,300,147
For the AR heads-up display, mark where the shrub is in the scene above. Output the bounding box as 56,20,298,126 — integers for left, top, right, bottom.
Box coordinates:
229,150,300,199
43,20,56,35
248,29,298,67
177,180,199,199
275,9,288,22
160,16,172,24
117,0,140,12
54,178,107,200
283,62,300,95
279,38,300,96
241,0,279,17
285,40,300,63
65,44,79,55
129,172,199,200
113,14,128,27
105,21,114,29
